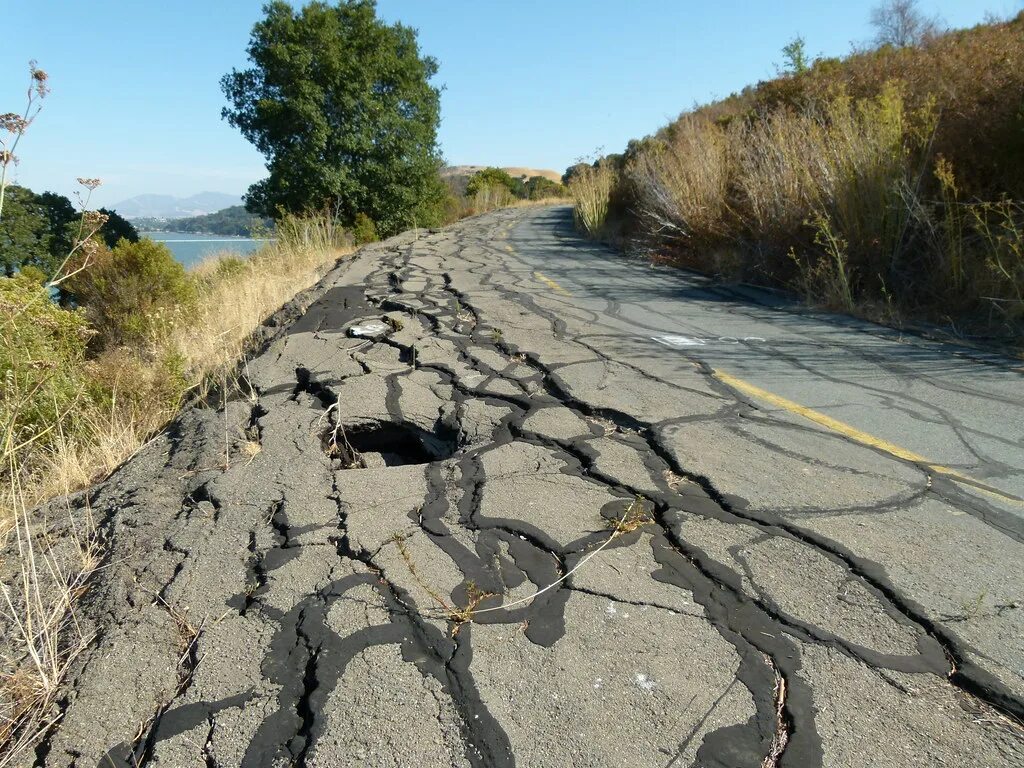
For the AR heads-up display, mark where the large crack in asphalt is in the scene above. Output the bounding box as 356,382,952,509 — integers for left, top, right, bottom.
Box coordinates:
9,210,1023,768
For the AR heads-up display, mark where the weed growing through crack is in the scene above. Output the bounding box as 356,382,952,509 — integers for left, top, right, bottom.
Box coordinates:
962,591,988,620
761,655,789,768
607,497,654,534
390,500,648,631
447,583,493,632
488,328,503,342
392,534,495,635
453,300,475,325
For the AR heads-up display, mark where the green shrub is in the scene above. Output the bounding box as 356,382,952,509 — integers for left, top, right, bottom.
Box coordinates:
16,265,47,285
466,168,525,199
214,255,249,280
64,237,195,349
352,212,379,244
0,274,92,465
525,176,567,200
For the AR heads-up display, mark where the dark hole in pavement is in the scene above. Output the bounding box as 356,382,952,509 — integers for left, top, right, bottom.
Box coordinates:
325,422,455,468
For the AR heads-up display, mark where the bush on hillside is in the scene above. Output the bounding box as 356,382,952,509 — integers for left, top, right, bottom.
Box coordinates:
466,168,525,199
64,238,195,349
352,212,379,244
752,13,1024,200
525,176,566,200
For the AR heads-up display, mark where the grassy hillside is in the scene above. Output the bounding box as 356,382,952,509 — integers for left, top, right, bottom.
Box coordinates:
569,13,1024,341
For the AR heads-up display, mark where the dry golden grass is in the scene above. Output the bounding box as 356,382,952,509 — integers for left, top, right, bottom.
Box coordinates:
508,195,569,209
0,487,100,765
454,190,567,220
629,116,735,245
176,223,350,381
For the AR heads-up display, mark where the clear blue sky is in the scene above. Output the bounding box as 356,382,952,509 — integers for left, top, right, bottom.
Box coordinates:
0,0,1012,208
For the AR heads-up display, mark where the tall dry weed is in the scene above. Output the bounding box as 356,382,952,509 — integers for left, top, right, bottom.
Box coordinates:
628,116,734,245
568,163,616,238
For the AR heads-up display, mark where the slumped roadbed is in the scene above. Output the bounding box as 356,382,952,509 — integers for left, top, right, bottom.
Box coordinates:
10,206,1024,767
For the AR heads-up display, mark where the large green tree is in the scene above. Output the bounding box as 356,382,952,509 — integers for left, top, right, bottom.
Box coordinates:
221,0,446,236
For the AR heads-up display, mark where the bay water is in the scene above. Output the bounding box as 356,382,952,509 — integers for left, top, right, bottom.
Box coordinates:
142,232,271,269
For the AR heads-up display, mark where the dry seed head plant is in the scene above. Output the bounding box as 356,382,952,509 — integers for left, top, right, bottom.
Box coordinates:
0,62,48,223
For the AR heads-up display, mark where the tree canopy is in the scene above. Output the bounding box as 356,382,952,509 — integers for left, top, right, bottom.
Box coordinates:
870,0,940,48
221,0,447,236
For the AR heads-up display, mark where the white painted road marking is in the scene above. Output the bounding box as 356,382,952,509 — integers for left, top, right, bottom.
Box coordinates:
652,335,706,348
651,334,766,348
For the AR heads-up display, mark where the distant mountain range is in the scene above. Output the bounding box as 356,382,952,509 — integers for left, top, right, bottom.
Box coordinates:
115,192,242,220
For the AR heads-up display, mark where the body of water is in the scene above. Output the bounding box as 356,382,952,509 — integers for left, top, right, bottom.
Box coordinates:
142,232,271,269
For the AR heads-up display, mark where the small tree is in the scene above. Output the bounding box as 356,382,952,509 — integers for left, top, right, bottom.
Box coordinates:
352,212,378,244
221,0,446,236
780,36,809,75
0,186,51,276
870,0,940,48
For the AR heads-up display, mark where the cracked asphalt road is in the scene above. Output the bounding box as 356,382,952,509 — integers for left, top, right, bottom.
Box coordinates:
20,206,1024,767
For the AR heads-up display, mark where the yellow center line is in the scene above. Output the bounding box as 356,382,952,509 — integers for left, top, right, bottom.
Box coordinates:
533,271,572,296
714,369,1024,508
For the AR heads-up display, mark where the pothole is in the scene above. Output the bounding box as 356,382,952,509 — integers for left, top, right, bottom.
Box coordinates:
324,421,456,468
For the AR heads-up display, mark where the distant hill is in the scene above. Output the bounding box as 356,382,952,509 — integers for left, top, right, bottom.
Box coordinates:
442,166,562,183
116,192,242,220
149,206,273,237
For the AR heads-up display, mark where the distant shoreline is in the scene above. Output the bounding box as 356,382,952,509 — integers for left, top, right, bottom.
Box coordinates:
142,230,274,241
